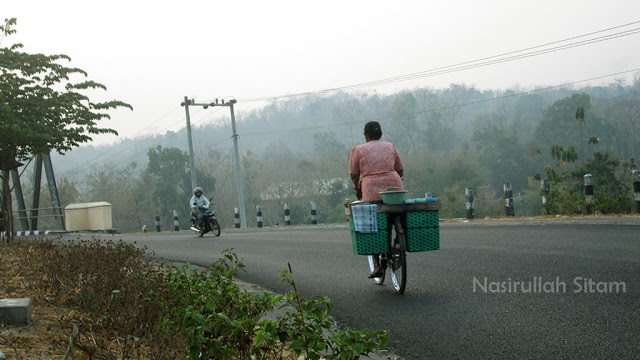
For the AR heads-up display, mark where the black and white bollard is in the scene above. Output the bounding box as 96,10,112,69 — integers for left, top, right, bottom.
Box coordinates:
584,174,594,214
173,210,180,231
633,169,640,214
540,179,550,215
465,187,474,220
503,183,515,217
284,202,291,226
310,201,318,224
256,205,263,228
155,215,161,232
234,207,240,228
345,199,350,223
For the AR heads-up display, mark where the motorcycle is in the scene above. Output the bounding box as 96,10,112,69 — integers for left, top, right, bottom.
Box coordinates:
190,201,221,237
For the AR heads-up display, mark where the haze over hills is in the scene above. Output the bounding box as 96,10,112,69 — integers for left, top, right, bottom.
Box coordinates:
54,80,634,181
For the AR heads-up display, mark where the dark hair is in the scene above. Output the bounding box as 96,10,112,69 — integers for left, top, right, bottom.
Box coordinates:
364,121,383,140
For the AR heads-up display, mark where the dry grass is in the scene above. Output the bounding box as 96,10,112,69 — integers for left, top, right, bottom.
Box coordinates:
0,241,70,359
0,238,183,359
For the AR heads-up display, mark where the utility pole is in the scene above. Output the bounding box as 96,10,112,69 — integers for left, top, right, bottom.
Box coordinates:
228,100,247,228
189,97,247,228
181,96,199,191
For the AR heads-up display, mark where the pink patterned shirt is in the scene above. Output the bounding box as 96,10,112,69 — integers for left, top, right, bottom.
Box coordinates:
349,140,404,201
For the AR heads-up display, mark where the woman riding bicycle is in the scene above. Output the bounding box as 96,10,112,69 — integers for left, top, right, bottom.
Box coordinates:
349,121,404,278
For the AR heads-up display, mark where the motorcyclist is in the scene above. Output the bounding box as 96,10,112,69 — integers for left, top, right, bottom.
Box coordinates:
189,187,211,227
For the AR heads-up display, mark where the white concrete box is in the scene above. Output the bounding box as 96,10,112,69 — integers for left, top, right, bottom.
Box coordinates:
64,202,112,231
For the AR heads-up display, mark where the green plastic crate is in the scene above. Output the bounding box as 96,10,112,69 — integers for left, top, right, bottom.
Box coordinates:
406,211,439,228
350,230,389,255
405,227,440,252
348,213,389,255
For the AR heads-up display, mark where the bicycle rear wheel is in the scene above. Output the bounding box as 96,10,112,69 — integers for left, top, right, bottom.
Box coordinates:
389,217,407,294
367,255,385,285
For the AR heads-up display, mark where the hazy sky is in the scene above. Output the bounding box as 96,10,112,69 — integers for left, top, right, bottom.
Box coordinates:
3,0,640,146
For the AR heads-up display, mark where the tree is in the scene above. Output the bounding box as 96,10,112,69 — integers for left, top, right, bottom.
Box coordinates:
313,131,347,158
0,18,132,239
598,91,640,161
332,98,360,148
437,83,483,139
423,112,456,153
533,93,605,160
145,146,190,225
472,121,529,192
513,94,546,142
141,145,216,228
388,92,419,154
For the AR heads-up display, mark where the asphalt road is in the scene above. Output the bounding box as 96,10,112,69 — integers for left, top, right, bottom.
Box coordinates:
61,220,640,359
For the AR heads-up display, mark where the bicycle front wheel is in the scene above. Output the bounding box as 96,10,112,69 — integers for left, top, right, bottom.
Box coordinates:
389,217,407,294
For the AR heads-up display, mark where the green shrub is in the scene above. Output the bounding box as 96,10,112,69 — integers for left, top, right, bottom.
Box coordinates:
253,263,388,360
535,150,633,215
164,250,276,359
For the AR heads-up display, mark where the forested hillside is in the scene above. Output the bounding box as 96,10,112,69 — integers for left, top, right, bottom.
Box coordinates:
37,78,640,232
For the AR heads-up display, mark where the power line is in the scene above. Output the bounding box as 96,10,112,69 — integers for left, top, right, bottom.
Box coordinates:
69,99,237,178
239,21,640,102
64,107,220,180
240,67,640,137
349,22,640,88
393,67,640,117
62,20,640,178
104,108,226,169
241,122,350,137
349,28,640,88
244,28,640,100
65,111,199,179
63,105,182,175
102,134,231,177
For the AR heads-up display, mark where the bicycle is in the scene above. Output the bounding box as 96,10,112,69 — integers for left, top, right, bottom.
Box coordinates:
348,200,440,295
